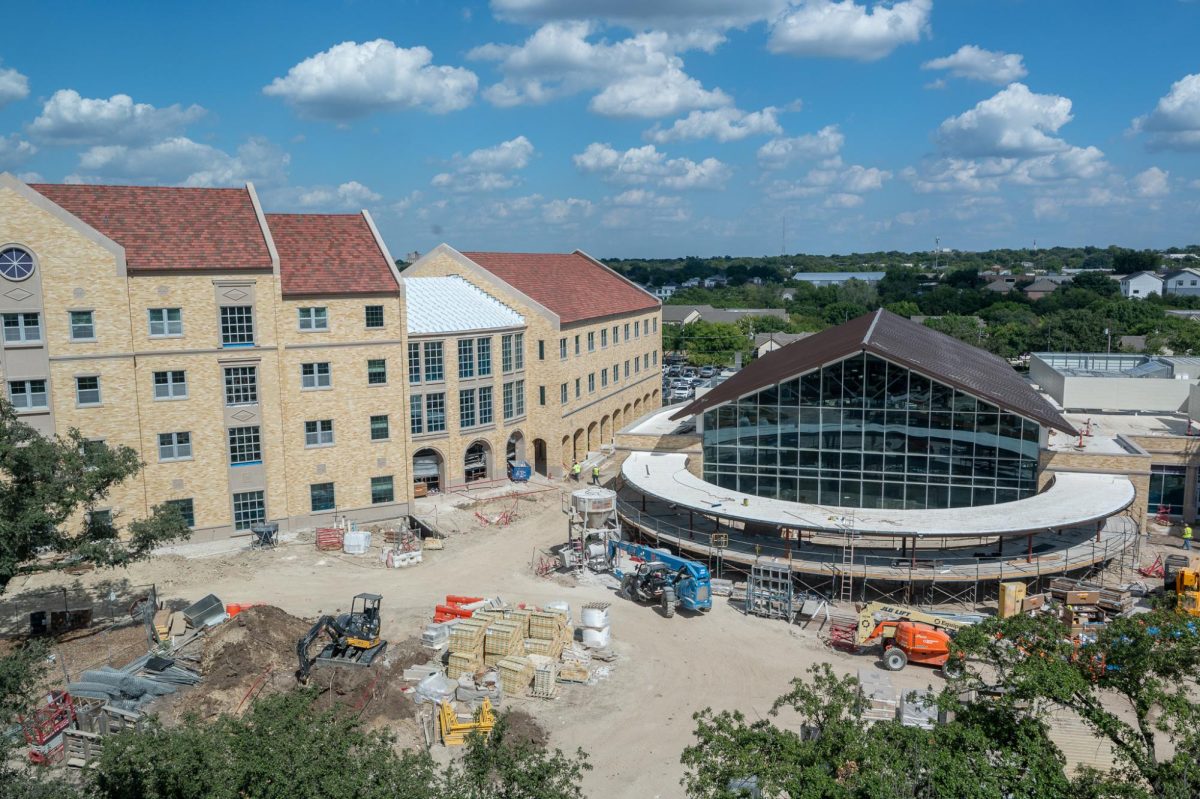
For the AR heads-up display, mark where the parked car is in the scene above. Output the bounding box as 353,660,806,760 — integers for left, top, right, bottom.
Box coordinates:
699,366,716,378
682,367,698,378
670,387,690,401
667,366,682,378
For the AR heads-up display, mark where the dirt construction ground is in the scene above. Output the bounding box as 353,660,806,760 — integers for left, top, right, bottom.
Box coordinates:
6,465,1155,798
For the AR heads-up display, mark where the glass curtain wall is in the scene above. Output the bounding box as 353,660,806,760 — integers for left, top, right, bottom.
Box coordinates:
702,353,1041,510
1149,465,1186,516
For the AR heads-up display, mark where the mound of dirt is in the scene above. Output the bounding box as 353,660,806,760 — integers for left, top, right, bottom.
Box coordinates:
202,605,311,692
502,709,548,748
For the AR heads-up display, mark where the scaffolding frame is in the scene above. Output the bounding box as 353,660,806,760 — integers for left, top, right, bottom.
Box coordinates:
745,563,795,621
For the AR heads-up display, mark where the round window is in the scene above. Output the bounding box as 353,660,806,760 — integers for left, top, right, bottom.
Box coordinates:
0,247,35,281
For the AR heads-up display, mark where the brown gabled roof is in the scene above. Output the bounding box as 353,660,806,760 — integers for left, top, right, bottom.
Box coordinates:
30,183,273,271
461,250,659,324
672,309,1074,434
266,213,397,296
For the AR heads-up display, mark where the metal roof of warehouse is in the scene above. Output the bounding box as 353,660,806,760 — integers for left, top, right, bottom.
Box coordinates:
671,308,1075,435
404,276,524,334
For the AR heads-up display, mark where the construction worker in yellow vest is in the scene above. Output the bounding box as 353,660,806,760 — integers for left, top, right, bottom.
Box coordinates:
571,461,581,482
591,464,601,485
1184,523,1193,551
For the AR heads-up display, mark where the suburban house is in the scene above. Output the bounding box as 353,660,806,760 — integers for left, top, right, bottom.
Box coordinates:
1022,278,1062,301
752,332,813,358
651,284,678,299
1164,268,1200,297
791,271,886,287
1120,271,1163,298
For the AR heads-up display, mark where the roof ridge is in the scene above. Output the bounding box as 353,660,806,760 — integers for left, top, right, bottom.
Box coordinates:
863,307,885,346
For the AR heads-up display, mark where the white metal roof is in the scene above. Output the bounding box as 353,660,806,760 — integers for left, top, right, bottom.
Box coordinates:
404,276,524,334
621,451,1135,538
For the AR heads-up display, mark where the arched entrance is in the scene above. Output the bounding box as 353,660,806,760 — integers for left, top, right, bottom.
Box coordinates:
624,402,632,419
413,447,444,495
613,407,622,432
600,414,610,443
634,398,642,415
561,435,572,471
464,440,491,483
506,430,526,465
532,438,548,476
587,421,598,451
572,428,585,462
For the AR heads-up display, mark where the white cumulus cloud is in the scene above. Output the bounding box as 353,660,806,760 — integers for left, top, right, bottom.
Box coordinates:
264,39,477,121
469,22,730,118
768,0,932,61
300,181,382,207
922,45,1027,85
646,106,782,143
1132,73,1200,151
0,134,36,170
490,0,787,30
573,142,731,189
72,136,289,188
936,83,1073,158
1132,166,1170,198
431,136,535,193
28,89,206,146
0,65,29,109
542,197,594,224
757,125,845,169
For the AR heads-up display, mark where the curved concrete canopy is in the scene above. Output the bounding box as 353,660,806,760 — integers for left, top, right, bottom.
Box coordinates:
621,451,1135,538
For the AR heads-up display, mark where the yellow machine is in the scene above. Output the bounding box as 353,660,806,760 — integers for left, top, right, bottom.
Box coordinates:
295,593,387,684
1177,568,1200,616
439,698,496,746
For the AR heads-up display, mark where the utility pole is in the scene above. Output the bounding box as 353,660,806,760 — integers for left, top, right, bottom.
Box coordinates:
933,236,940,271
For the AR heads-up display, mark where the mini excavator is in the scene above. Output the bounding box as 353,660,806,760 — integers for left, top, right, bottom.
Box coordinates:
296,593,388,684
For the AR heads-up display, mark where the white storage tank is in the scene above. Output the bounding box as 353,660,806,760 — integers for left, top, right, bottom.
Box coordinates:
570,488,617,529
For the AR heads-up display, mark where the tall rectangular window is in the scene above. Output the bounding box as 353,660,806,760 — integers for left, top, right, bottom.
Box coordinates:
165,498,195,527
304,419,334,447
75,376,101,406
364,305,384,328
634,321,640,339
228,426,261,465
653,318,658,333
635,358,641,373
539,385,546,405
600,328,607,348
643,319,649,336
514,333,524,370
538,340,545,360
371,476,395,505
410,394,423,434
223,366,258,406
643,353,650,369
514,379,525,416
459,389,476,428
148,308,183,338
624,323,630,340
458,339,475,379
69,311,95,341
2,312,41,343
624,360,630,378
612,325,619,344
367,358,387,385
301,362,331,389
8,379,47,410
219,306,254,347
503,382,514,420
426,393,446,432
408,342,421,384
477,338,492,376
310,482,335,512
653,351,658,366
158,432,192,461
601,370,608,388
574,335,580,355
501,334,513,373
612,364,619,383
424,342,444,382
588,331,595,352
232,490,265,531
588,373,596,393
153,370,188,400
297,307,328,331
575,378,581,398
559,338,567,359
370,414,389,441
560,383,568,404
479,386,493,425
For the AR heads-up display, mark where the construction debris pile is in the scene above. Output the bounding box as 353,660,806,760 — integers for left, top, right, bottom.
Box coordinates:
1000,578,1136,640
311,516,434,568
410,595,617,746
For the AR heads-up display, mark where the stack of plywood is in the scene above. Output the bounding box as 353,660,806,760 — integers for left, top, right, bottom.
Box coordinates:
497,656,534,695
483,621,524,667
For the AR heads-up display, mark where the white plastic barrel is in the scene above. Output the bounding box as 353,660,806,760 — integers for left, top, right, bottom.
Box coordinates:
581,625,611,648
581,605,610,629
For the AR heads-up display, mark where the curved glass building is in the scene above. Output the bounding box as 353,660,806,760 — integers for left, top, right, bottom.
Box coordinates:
680,310,1075,511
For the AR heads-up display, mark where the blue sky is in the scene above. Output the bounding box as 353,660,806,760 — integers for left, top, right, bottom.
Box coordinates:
1,1,1198,258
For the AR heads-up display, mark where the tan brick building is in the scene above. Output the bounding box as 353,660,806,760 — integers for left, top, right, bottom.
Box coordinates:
0,174,662,539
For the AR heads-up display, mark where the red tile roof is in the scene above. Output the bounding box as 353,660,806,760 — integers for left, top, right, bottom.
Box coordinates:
30,183,273,271
461,250,659,324
266,213,397,296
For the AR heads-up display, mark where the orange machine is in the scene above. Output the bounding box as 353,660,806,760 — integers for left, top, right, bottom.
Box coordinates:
854,602,972,671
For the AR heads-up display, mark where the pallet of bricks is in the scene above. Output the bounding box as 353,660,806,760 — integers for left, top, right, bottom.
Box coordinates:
1048,578,1132,638
447,618,490,679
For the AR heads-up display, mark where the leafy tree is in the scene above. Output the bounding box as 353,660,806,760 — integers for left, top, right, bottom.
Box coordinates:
877,269,924,305
677,321,748,366
1071,271,1120,297
823,302,868,325
0,401,191,593
949,609,1200,797
923,315,985,346
736,314,789,335
1111,249,1161,275
883,300,921,318
448,713,591,799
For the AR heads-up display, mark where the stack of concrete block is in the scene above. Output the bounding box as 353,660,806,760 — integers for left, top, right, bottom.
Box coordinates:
483,620,524,667
857,668,898,724
504,608,532,637
447,618,490,678
497,656,534,695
